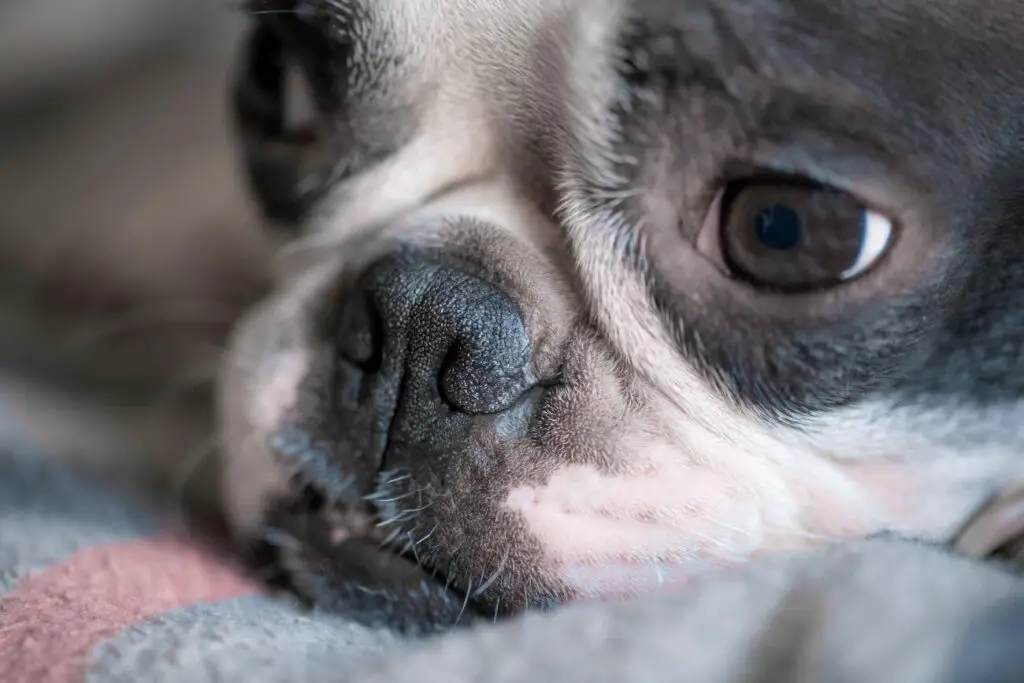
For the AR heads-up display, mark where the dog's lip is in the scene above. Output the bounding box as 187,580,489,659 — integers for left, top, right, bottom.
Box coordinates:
259,491,497,633
280,483,465,595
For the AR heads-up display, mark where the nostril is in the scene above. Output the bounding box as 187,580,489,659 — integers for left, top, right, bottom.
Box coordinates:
440,350,537,415
335,290,384,374
437,302,537,416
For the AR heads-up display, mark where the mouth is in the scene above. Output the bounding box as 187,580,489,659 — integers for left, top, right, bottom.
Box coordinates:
256,481,490,634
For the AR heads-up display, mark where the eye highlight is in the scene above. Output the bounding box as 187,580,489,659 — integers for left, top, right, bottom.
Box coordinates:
710,179,896,292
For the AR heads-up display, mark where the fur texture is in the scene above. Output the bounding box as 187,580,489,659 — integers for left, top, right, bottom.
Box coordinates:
219,0,1024,630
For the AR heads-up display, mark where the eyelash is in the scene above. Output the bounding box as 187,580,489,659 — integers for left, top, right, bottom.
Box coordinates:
242,0,324,23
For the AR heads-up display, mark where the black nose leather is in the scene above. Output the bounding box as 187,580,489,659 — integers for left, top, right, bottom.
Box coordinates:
335,254,537,417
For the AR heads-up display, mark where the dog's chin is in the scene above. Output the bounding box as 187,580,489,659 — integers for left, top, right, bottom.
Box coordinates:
258,486,489,634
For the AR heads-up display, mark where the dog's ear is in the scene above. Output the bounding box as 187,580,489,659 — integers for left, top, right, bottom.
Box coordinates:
231,19,341,229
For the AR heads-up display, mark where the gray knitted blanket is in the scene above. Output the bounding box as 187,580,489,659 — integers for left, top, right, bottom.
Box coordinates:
3,445,1024,683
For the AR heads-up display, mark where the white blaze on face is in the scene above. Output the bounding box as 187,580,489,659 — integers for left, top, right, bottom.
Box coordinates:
503,395,1020,604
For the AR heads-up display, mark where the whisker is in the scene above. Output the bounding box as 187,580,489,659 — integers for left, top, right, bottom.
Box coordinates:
377,502,433,526
415,524,438,546
403,532,419,565
375,489,420,504
378,526,403,548
375,470,413,487
471,549,509,598
363,488,418,503
456,579,474,625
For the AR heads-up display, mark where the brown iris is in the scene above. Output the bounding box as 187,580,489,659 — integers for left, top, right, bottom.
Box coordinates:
718,179,894,292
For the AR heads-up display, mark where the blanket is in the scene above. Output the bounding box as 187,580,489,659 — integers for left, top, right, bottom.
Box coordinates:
3,445,1024,683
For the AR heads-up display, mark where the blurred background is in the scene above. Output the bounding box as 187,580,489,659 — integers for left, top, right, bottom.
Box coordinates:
0,0,273,505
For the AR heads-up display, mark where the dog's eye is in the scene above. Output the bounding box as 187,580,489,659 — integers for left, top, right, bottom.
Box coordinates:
244,1,340,112
233,1,346,225
713,179,895,292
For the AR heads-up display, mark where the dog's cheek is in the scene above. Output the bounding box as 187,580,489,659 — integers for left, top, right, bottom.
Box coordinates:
488,340,773,601
491,349,976,604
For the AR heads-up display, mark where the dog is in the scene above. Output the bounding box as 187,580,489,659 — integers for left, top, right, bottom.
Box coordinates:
218,0,1024,635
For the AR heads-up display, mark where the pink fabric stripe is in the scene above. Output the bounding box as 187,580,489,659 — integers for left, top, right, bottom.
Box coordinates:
0,532,264,683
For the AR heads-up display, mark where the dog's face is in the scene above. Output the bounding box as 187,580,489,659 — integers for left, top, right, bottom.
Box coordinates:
219,0,1024,624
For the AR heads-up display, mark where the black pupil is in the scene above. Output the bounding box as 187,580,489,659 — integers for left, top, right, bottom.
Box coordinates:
754,204,802,251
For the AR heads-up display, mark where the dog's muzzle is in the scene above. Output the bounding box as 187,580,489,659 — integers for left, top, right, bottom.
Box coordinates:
253,250,551,631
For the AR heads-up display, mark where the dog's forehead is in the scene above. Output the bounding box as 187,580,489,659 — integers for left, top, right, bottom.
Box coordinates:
609,0,1024,156
337,0,1024,184
363,0,1024,93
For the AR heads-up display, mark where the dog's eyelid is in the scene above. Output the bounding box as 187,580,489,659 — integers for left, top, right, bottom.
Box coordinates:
715,166,907,239
717,153,912,214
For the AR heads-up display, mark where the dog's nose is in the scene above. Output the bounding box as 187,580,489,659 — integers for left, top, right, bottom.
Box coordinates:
335,253,537,417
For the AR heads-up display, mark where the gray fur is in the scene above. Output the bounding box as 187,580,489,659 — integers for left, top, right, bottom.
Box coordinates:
219,0,1024,643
